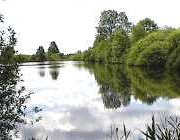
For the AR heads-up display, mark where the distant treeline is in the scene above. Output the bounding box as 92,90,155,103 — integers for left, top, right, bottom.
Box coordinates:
15,41,66,63
71,10,180,72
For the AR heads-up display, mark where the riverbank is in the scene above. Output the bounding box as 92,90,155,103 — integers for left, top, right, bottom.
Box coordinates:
71,29,180,74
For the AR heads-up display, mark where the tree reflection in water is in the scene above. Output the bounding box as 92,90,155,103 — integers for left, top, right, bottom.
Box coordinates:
75,63,180,109
100,85,122,109
49,62,60,80
76,63,131,109
38,66,46,78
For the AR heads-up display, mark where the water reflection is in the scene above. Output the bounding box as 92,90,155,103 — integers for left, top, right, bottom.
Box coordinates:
127,67,180,104
37,62,61,80
38,66,46,77
19,61,180,140
76,63,180,108
49,62,60,80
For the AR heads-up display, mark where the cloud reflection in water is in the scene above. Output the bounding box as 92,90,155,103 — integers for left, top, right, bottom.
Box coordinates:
19,62,180,140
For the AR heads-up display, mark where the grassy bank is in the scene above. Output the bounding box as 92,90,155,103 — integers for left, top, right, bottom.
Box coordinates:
14,54,75,63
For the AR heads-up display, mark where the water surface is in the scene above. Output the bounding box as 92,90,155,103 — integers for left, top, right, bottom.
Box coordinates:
18,61,180,140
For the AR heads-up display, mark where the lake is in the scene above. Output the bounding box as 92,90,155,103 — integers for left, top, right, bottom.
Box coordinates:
18,61,180,140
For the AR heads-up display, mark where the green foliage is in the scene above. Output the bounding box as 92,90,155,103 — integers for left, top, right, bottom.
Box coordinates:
1,46,16,64
139,18,158,32
83,30,130,63
83,12,167,68
167,46,180,71
0,65,31,139
166,30,180,71
141,115,180,140
131,18,158,43
72,10,180,73
47,53,61,61
93,39,111,62
126,31,171,67
0,14,39,139
48,41,60,55
97,10,132,39
0,16,17,64
35,46,46,61
14,54,32,63
70,54,84,61
110,115,180,140
131,23,147,43
111,30,130,63
83,48,96,62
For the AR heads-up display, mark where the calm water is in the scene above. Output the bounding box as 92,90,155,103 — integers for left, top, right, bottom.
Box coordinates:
17,61,180,140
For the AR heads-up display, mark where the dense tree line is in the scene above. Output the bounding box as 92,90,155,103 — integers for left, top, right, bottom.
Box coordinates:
74,10,180,72
33,41,61,61
15,41,63,62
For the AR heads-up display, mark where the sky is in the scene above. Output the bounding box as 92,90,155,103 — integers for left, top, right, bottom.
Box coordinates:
0,0,180,54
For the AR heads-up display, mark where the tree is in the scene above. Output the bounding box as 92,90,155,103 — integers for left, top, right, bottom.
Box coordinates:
0,65,31,139
139,18,158,32
48,41,60,54
111,30,130,63
131,23,146,43
36,46,46,61
49,63,59,80
131,18,158,42
96,10,132,39
0,14,35,139
0,15,17,64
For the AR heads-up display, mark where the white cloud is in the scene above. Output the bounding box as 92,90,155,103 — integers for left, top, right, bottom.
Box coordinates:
0,0,180,54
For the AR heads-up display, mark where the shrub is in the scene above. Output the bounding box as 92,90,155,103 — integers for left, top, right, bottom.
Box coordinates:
126,31,171,67
47,53,61,61
166,30,180,71
111,30,130,63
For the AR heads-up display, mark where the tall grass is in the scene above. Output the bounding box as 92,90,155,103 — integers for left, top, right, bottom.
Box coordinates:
109,115,180,140
25,115,180,140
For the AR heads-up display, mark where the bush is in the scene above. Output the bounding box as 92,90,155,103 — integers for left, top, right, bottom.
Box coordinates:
14,54,32,63
126,31,171,67
166,30,180,71
47,53,61,61
84,30,130,64
111,30,130,63
167,46,180,71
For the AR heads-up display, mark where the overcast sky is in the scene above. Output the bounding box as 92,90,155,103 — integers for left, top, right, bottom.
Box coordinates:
1,0,180,54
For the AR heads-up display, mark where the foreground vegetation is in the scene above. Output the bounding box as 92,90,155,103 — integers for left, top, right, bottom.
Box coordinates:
0,15,41,139
14,41,65,62
109,115,180,140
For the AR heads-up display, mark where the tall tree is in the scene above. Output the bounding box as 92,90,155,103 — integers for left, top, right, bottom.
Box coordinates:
132,18,158,42
131,23,146,43
48,41,60,54
96,10,132,39
111,30,130,63
139,18,158,32
36,46,46,61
